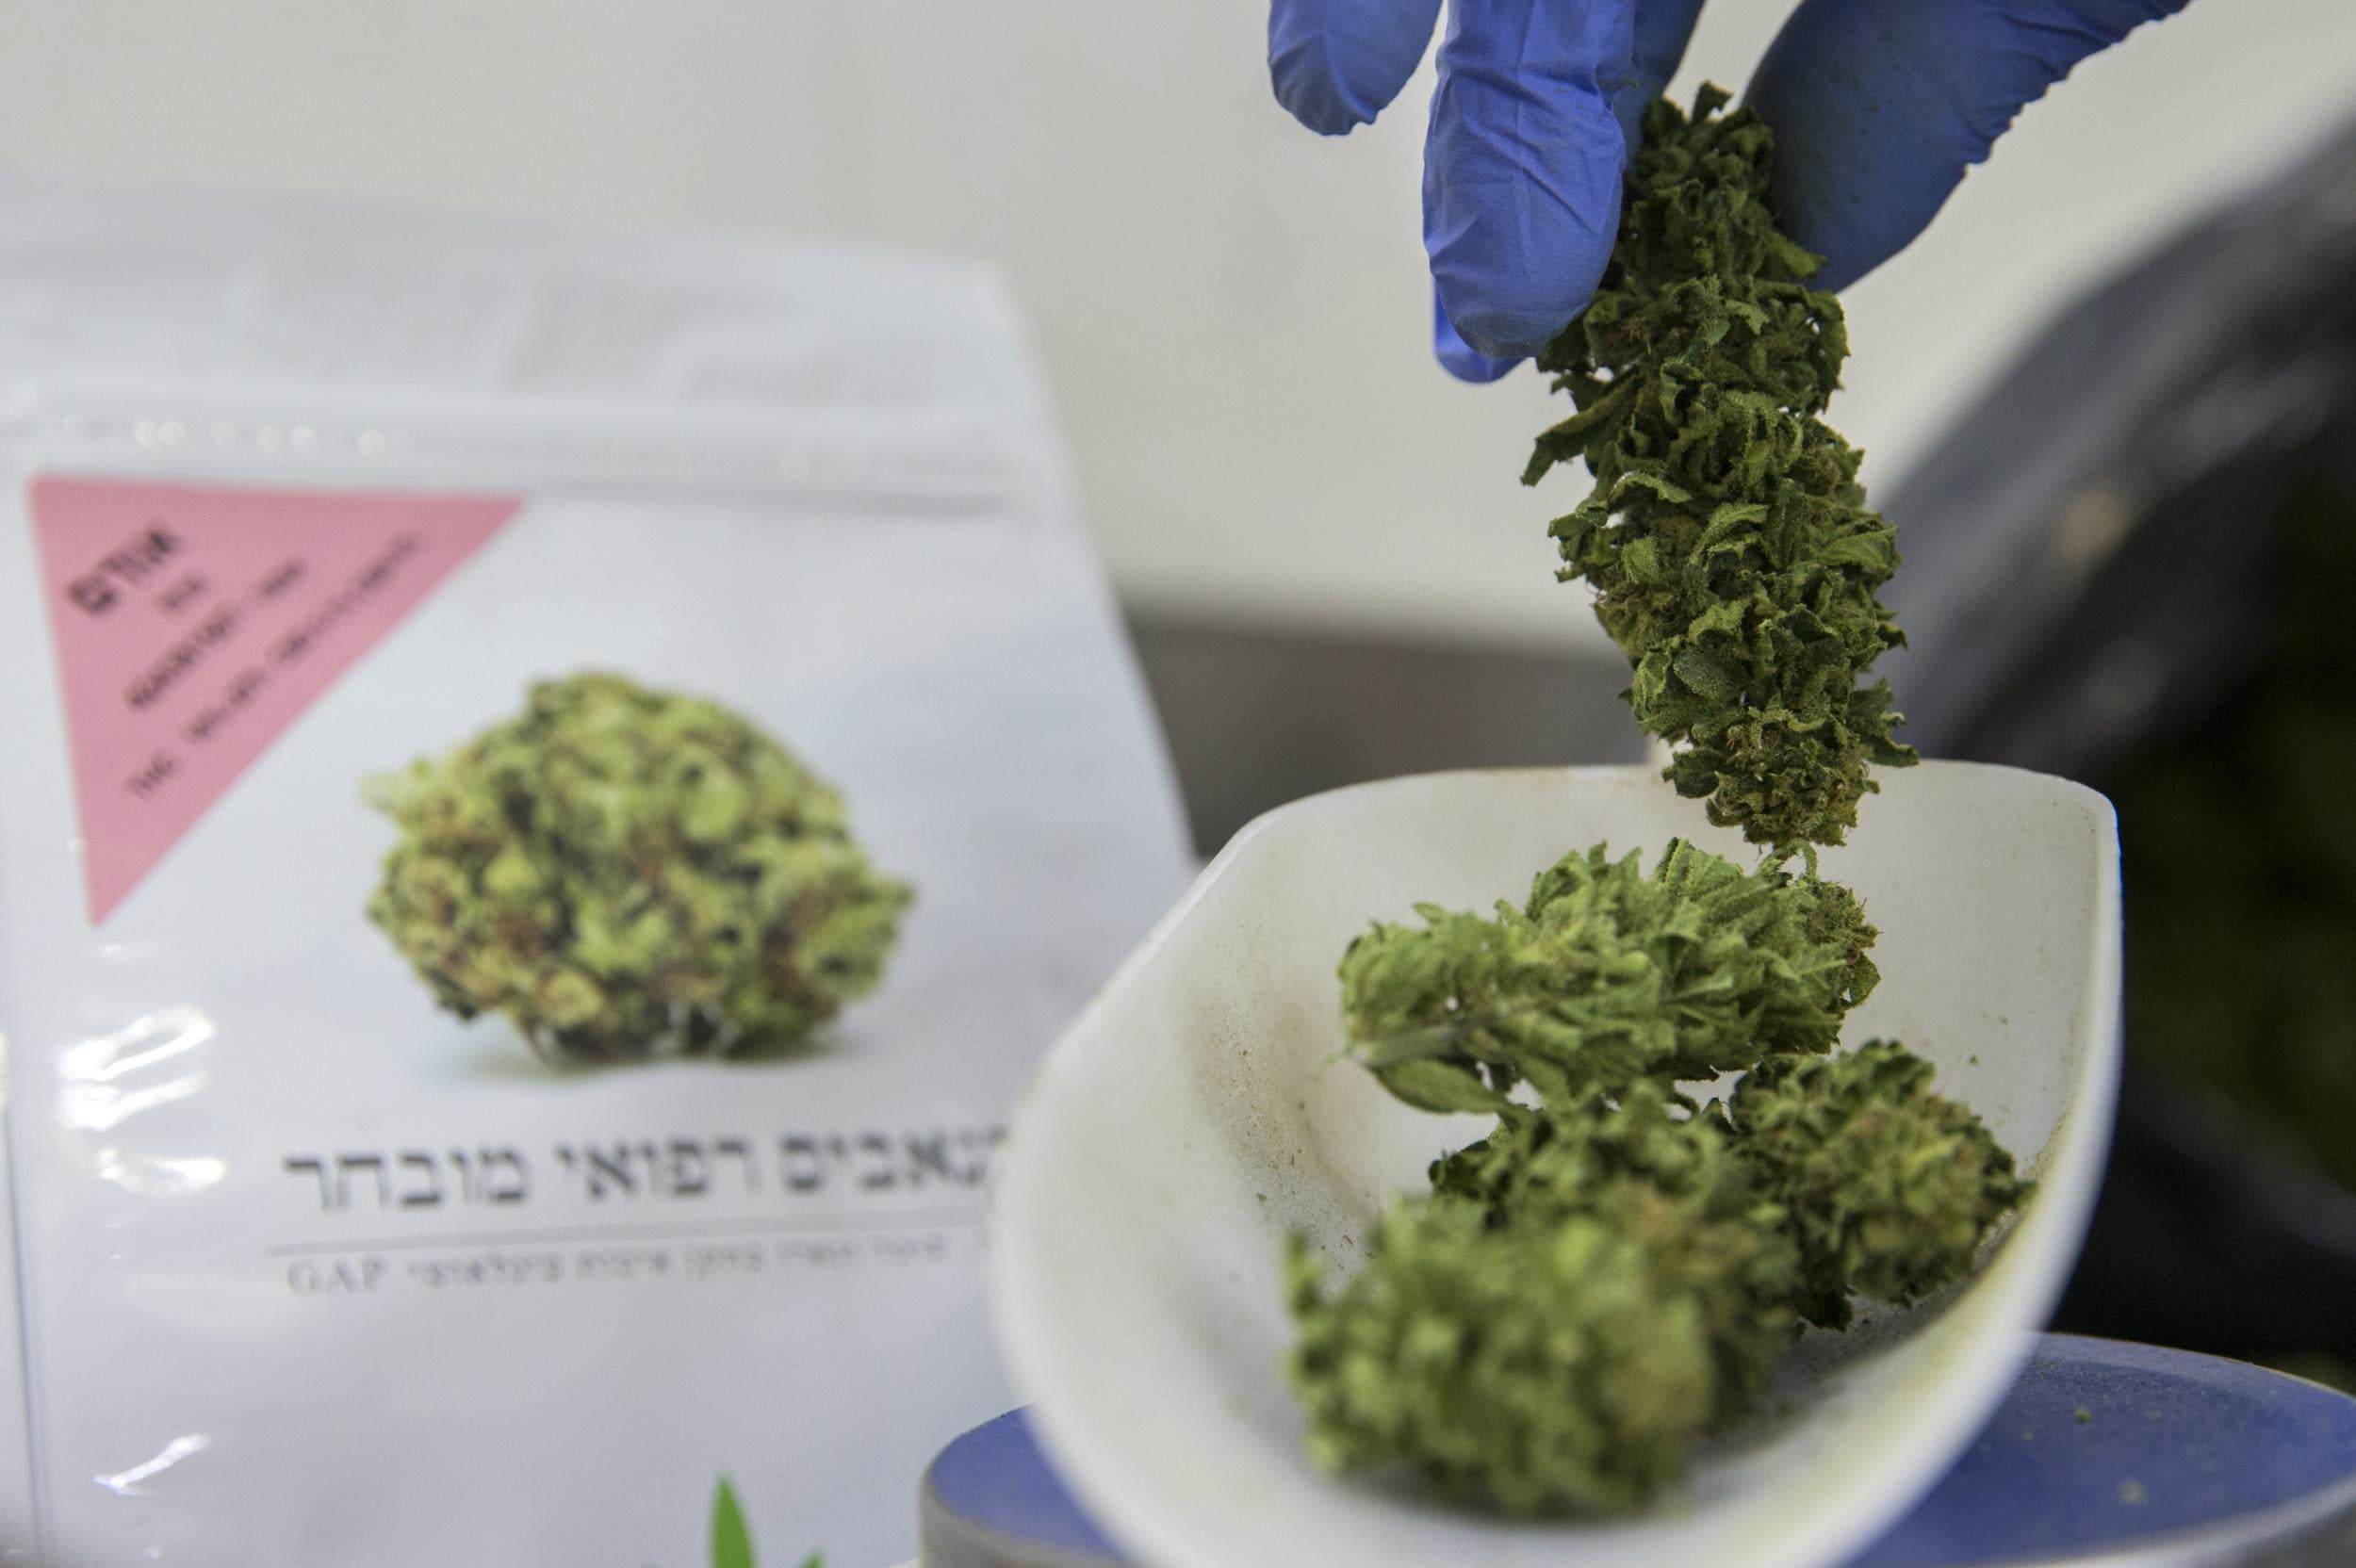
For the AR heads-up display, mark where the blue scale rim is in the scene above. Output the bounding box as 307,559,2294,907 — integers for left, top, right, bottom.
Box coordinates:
924,1335,2356,1566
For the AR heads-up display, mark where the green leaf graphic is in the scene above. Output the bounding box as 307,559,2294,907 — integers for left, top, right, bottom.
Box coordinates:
711,1477,755,1568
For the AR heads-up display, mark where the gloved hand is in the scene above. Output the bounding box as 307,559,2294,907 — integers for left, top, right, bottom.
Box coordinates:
1268,0,2192,382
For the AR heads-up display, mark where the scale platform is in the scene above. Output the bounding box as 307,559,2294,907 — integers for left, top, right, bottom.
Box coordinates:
919,1336,2356,1567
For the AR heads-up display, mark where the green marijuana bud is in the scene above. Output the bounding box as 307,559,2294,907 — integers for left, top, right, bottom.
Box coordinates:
1284,1183,1785,1516
1288,1038,2021,1513
1730,1043,2029,1328
1291,839,2021,1514
1525,85,1916,854
1339,840,1876,1111
1291,1089,1798,1513
1430,1085,1804,1406
367,671,910,1064
1288,83,2024,1520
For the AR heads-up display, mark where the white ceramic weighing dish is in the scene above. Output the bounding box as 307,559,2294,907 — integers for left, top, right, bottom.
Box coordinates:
991,761,2120,1568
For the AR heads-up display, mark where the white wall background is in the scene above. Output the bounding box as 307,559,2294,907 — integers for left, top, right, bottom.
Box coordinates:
3,0,2352,651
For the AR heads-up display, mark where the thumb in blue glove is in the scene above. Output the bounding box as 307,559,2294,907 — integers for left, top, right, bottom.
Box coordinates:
1269,0,2193,383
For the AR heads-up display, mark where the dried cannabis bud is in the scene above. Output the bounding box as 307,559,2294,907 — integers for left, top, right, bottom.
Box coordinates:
1339,840,1876,1112
1430,1085,1804,1408
367,671,910,1064
1290,1087,1799,1512
1288,1038,2022,1514
1285,1188,1777,1515
1526,85,1916,854
1288,82,2024,1521
1730,1043,2028,1328
1288,840,2023,1515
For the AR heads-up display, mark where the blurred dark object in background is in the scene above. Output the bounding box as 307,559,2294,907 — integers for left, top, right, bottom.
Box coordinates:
1885,113,2356,1384
2109,498,2356,1193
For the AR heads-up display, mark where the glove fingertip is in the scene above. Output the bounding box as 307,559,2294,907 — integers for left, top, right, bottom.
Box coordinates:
1750,0,2190,291
1434,297,1523,382
1430,241,1603,367
1271,39,1382,134
1268,0,1443,136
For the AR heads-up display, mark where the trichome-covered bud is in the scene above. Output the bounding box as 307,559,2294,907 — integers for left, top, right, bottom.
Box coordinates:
1339,840,1876,1111
1431,1084,1803,1407
1728,1040,2029,1327
1285,1176,1789,1517
1289,1086,1799,1515
1524,84,1917,855
365,670,911,1064
1295,835,2027,1514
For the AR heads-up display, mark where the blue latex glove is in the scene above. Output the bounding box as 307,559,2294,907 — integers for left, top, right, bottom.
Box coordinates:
1269,0,2192,382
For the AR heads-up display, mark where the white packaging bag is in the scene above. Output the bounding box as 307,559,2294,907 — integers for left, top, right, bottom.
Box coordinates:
0,174,1192,1568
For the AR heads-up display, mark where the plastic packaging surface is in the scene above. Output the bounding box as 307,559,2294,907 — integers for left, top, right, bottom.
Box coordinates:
0,174,1193,1568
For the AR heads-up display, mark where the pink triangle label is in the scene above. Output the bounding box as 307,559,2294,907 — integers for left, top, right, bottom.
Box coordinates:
28,476,520,924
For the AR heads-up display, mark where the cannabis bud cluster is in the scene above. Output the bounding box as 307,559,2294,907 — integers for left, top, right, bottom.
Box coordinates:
1283,84,2021,1517
1342,840,1876,1112
1526,86,1915,855
367,671,910,1064
1286,843,2024,1513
